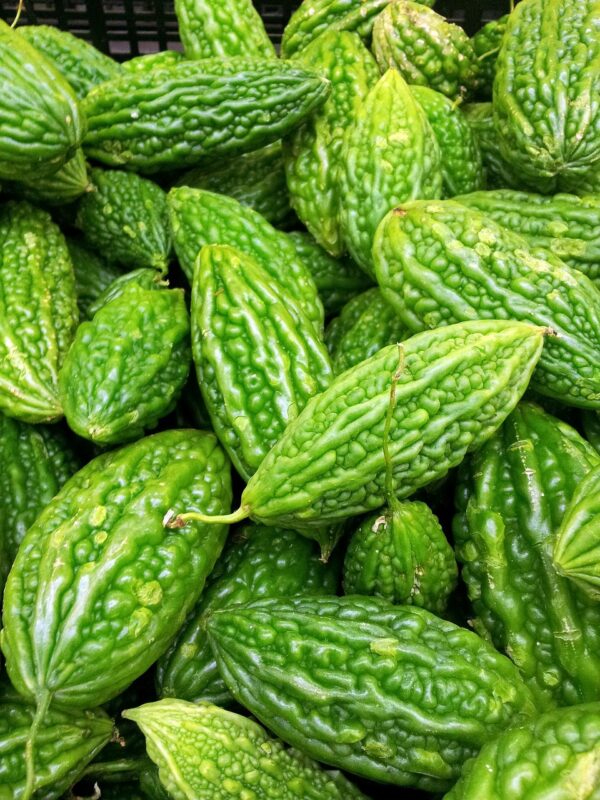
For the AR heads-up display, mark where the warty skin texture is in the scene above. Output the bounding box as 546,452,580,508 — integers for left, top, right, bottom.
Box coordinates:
444,703,600,800
192,244,332,482
374,199,600,408
1,429,232,709
454,403,600,708
283,30,379,256
207,595,539,791
168,186,324,330
0,20,83,179
0,201,78,423
59,283,191,445
125,700,368,800
493,0,600,189
82,58,330,173
156,523,339,706
175,0,275,60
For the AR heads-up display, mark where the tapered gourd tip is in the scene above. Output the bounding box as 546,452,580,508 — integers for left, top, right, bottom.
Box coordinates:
163,506,250,529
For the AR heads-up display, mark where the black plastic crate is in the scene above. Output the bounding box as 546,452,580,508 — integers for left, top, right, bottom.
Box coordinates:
0,0,513,58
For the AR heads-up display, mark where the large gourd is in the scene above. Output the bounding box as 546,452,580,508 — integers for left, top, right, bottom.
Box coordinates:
493,0,600,190
454,402,600,707
206,595,539,790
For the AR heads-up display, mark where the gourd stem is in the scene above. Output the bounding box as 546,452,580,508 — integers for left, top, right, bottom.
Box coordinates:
10,0,24,27
23,690,52,800
164,506,249,528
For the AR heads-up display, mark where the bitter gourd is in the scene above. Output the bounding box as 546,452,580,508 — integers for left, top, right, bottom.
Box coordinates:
169,320,545,536
0,20,83,179
59,283,190,445
494,0,600,189
553,463,600,600
67,238,122,320
156,524,338,706
454,402,600,707
287,231,372,316
454,189,600,281
281,0,435,59
337,69,442,275
343,500,457,613
76,169,172,274
325,288,409,374
122,50,185,73
283,30,378,256
168,186,324,330
462,102,529,190
175,0,275,60
2,428,232,709
410,86,484,197
83,59,330,173
445,702,600,800
0,683,113,800
206,595,538,790
87,268,165,317
18,24,122,99
6,148,90,206
175,142,292,227
471,15,509,99
372,1,479,100
0,414,79,589
125,700,368,800
374,199,600,408
191,244,332,480
0,201,78,423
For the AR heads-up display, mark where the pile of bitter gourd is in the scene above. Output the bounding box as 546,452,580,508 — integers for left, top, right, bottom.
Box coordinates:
0,0,599,797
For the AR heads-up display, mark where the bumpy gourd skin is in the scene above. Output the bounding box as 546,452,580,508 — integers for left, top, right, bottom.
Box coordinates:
338,69,442,275
1,428,232,708
410,86,483,198
168,187,324,330
454,189,600,280
283,31,379,256
82,59,330,173
0,415,79,589
444,703,600,800
554,463,600,599
59,283,190,445
0,201,78,423
372,1,479,100
67,238,122,320
18,24,122,99
0,20,82,179
175,0,275,59
583,411,600,455
123,50,185,73
461,102,532,190
235,320,544,532
325,288,409,374
494,0,600,189
87,268,164,317
77,169,172,274
0,684,113,800
192,245,332,481
374,199,600,408
287,231,372,316
207,595,539,790
343,500,457,613
125,700,368,800
281,0,390,58
471,15,509,99
6,148,90,206
157,524,338,705
454,403,600,708
176,142,292,226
